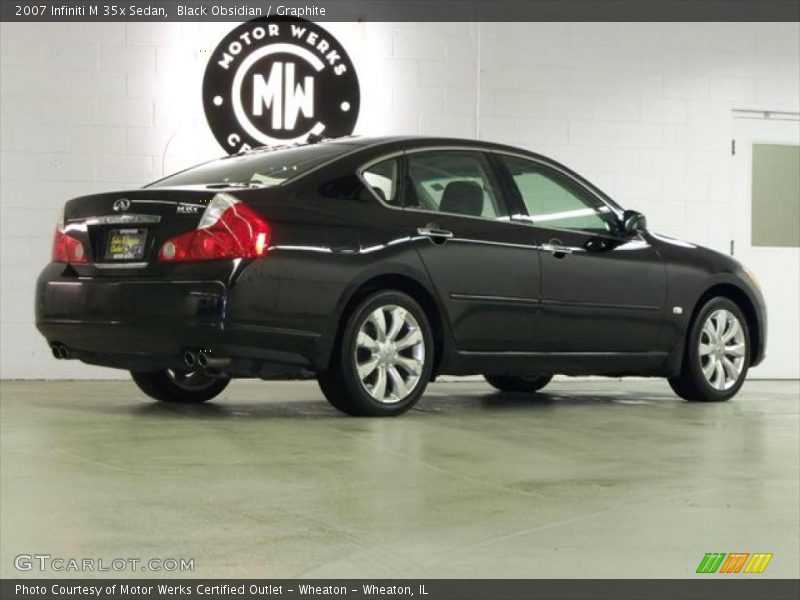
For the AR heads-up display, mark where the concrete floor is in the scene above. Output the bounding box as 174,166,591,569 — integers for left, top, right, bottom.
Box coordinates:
1,378,798,579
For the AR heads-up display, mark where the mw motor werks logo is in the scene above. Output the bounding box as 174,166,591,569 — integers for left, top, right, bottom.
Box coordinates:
203,18,360,154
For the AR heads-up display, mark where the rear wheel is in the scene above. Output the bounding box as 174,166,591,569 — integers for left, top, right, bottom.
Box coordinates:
485,374,553,394
668,297,750,402
319,291,433,416
131,369,230,403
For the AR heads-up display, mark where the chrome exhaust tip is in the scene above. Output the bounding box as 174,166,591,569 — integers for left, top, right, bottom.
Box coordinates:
183,350,197,368
197,354,231,370
51,343,69,359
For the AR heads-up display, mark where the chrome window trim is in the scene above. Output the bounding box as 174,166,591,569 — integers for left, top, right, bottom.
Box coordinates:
355,145,626,232
403,208,538,229
401,144,622,218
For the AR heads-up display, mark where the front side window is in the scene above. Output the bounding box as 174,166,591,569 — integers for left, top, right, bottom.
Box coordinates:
501,155,618,234
404,151,508,220
362,158,400,206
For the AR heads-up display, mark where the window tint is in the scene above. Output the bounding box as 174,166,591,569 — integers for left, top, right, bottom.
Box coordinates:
362,158,400,205
149,144,351,188
405,151,508,220
501,155,618,234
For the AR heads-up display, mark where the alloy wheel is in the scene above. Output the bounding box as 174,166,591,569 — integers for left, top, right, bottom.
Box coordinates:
353,304,426,404
698,309,747,391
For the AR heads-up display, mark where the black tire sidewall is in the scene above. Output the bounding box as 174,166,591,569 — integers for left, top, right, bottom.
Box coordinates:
335,291,434,416
685,298,751,400
485,374,552,394
131,370,230,403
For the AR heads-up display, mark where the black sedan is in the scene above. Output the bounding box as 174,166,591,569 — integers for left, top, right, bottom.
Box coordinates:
36,136,766,416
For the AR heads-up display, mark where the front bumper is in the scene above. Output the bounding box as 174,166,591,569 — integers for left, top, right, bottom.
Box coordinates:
35,263,319,375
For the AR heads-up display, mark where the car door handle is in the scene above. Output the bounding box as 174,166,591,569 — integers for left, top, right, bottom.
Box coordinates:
542,243,574,258
417,227,454,241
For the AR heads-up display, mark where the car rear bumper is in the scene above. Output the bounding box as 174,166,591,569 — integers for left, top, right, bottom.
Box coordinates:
35,263,321,376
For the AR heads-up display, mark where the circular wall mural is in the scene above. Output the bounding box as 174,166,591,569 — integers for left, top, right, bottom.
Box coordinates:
203,18,360,154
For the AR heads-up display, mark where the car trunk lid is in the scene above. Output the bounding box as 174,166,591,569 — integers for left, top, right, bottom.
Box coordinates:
62,187,239,277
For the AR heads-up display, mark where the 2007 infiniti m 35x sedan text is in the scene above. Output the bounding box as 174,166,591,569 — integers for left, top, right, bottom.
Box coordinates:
36,136,766,416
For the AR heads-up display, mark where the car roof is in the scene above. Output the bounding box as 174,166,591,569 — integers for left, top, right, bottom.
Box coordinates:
326,135,529,153
244,135,550,161
241,135,546,163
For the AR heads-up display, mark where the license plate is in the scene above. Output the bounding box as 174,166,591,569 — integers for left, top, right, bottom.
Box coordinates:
105,228,147,260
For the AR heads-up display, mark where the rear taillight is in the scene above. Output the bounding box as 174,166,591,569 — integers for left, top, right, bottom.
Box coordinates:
158,194,269,263
52,217,88,264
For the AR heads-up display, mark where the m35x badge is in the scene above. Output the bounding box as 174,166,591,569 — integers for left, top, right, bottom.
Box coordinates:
176,203,200,214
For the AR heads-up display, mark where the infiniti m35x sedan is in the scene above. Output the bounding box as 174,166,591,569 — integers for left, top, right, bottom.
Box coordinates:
36,136,766,416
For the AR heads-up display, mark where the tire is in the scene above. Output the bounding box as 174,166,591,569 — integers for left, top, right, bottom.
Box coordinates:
485,374,553,394
668,297,750,402
318,290,434,416
130,369,230,404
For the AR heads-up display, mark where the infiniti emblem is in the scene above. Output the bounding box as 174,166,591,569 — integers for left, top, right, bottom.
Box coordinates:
113,198,131,212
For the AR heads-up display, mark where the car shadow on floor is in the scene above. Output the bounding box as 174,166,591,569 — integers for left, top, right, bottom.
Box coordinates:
421,390,675,412
114,387,677,420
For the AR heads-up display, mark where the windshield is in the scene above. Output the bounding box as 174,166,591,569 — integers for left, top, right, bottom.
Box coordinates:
148,144,353,188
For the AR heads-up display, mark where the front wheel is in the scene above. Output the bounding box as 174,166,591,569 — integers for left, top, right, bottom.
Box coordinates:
131,369,230,403
485,374,553,394
319,291,434,416
668,297,750,402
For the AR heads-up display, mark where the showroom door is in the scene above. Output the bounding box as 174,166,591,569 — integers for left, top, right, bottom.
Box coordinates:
733,114,800,378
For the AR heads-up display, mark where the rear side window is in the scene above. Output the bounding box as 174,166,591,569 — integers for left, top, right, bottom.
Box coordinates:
404,150,508,220
149,144,351,188
361,158,400,206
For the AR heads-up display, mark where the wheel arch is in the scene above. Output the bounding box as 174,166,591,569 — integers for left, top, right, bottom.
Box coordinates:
688,282,762,367
320,271,450,376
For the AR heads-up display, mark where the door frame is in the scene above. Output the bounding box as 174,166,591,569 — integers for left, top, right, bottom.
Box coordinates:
732,115,800,378
396,146,544,354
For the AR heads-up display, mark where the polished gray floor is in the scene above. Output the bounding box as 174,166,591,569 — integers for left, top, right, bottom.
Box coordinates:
1,378,798,579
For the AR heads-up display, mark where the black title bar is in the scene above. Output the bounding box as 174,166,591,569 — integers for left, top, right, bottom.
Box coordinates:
2,0,800,22
3,579,800,600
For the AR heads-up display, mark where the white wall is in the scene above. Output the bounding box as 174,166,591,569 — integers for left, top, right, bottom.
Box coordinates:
0,21,478,378
478,23,799,252
1,21,797,379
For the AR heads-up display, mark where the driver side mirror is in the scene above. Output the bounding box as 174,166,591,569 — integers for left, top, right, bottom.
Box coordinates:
622,210,647,236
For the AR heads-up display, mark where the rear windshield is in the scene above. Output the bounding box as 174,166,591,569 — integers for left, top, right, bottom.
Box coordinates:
148,144,352,188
